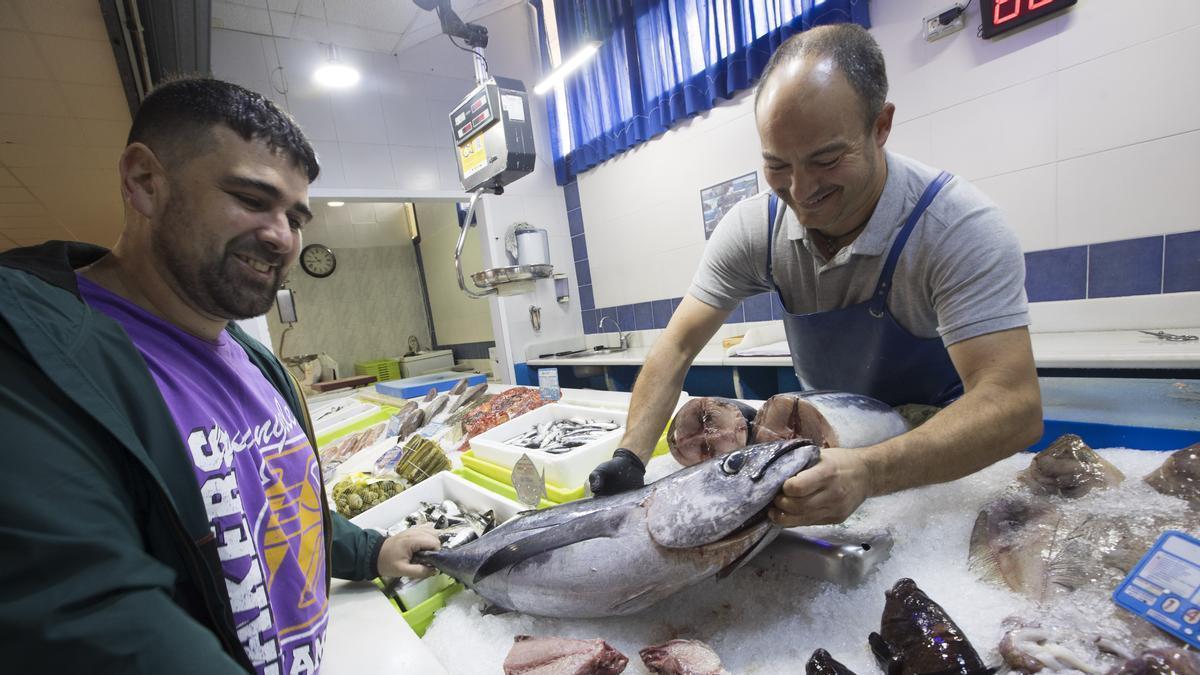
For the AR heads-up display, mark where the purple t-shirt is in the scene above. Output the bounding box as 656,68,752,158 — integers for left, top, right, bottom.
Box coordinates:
78,275,328,675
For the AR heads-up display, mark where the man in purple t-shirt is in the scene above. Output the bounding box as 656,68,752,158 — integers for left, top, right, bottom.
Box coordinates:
30,78,438,673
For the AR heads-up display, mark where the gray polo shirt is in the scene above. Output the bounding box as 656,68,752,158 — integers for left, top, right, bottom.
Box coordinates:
689,151,1029,346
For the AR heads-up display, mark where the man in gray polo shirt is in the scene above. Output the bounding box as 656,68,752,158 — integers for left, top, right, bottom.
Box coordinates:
588,24,1043,526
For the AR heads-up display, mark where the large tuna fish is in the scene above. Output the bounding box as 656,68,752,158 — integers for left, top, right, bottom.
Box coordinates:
416,439,821,618
751,391,909,449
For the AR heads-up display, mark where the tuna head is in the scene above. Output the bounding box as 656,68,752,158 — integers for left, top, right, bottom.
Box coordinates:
645,439,820,549
1144,443,1200,508
869,578,992,675
1018,434,1125,498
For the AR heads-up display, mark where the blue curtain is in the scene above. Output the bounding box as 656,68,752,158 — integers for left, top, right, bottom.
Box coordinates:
543,0,870,185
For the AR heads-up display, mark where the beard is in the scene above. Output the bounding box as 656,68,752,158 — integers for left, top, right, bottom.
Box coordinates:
151,189,285,320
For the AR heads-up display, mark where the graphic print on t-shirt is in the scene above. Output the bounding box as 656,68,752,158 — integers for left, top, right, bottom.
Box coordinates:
188,396,328,675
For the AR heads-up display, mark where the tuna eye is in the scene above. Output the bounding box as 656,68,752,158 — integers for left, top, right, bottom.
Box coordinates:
720,452,746,475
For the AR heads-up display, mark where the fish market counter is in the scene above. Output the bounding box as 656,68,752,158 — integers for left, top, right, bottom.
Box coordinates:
526,328,1200,370
325,579,449,674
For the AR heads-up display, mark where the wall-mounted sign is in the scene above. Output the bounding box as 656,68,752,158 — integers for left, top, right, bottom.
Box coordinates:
700,171,759,240
981,0,1077,39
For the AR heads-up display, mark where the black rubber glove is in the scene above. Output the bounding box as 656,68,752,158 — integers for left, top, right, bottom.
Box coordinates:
588,448,646,496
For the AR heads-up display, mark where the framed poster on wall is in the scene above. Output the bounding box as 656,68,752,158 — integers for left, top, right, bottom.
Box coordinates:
701,171,759,240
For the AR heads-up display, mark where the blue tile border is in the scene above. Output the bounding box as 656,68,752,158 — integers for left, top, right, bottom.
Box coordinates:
634,302,654,330
1164,231,1200,293
1025,246,1087,302
1088,236,1162,299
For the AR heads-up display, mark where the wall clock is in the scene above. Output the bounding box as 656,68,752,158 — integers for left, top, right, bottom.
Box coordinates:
300,244,336,278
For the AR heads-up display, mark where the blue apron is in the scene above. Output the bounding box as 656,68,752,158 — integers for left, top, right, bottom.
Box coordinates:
767,171,962,406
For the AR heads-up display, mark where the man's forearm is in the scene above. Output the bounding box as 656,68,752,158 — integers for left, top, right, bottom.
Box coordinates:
861,381,1043,496
619,340,693,463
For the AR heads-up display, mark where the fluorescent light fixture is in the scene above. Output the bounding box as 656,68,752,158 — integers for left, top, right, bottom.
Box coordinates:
314,62,359,87
327,201,345,207
533,41,601,95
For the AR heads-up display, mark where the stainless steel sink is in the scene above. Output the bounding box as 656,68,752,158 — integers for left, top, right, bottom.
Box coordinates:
562,346,627,358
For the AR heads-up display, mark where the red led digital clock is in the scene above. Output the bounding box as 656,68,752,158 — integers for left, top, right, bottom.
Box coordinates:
981,0,1077,39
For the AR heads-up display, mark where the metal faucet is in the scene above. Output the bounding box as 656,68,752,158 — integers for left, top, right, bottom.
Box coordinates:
597,315,629,350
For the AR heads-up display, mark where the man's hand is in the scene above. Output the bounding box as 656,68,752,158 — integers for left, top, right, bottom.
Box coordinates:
377,524,441,579
588,448,646,496
769,447,872,526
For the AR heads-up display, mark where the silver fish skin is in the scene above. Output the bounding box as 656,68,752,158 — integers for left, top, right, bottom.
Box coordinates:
415,439,820,618
751,391,909,449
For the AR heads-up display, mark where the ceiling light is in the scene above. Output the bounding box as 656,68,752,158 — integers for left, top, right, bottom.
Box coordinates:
533,41,601,95
314,61,359,88
327,201,345,207
314,43,359,88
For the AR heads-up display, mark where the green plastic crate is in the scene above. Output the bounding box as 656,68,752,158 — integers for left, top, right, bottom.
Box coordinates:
355,359,401,382
373,578,463,637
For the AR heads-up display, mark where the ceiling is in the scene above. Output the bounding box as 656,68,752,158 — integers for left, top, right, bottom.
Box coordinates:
0,0,130,251
211,0,525,56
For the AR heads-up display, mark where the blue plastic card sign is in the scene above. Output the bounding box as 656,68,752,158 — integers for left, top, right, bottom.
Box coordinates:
537,368,561,401
1113,530,1200,648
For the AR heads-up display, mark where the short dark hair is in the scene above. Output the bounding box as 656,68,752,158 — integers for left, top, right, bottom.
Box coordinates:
755,24,888,129
127,77,320,182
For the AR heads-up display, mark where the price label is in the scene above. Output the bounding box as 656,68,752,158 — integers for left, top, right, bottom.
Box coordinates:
1113,530,1200,648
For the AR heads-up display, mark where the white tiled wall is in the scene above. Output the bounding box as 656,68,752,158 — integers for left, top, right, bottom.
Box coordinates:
574,0,1200,321
415,201,495,346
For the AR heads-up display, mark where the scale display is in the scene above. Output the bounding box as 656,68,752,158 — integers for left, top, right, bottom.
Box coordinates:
981,0,1076,39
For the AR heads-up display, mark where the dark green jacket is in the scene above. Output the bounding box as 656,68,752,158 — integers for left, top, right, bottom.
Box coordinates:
0,242,385,673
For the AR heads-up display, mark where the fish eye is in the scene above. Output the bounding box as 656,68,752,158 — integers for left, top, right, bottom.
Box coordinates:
720,451,746,475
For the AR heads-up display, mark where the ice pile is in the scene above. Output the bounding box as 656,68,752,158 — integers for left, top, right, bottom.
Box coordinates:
422,449,1192,675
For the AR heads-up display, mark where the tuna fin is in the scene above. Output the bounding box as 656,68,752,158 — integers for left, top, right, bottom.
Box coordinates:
609,584,660,615
480,603,512,616
716,523,780,579
471,512,625,584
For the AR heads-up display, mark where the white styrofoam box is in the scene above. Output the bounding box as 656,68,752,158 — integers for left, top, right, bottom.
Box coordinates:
350,470,524,532
469,403,628,489
312,400,378,435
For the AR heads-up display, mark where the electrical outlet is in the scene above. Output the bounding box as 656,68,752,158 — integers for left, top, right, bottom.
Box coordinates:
923,2,966,41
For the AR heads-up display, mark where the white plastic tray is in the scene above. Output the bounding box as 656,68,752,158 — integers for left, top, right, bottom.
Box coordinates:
350,470,524,531
468,402,627,490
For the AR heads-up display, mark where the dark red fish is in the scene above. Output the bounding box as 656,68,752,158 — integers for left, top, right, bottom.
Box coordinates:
503,635,628,675
869,578,993,675
807,648,858,675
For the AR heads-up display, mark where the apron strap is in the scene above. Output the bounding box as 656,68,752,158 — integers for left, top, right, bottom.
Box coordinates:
869,171,953,316
766,195,778,279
